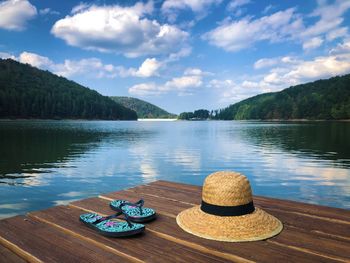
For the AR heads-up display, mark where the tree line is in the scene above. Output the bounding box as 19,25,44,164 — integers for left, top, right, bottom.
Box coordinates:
178,109,210,120
0,59,137,120
179,74,350,120
110,96,176,118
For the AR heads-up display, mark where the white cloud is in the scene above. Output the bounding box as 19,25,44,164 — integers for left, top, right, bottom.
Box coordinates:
119,58,162,78
0,0,37,31
254,58,280,69
227,0,251,11
134,58,162,77
285,54,350,81
213,48,350,104
256,54,350,89
208,78,264,103
0,52,16,60
269,54,350,86
129,68,204,96
326,27,348,41
302,0,350,38
161,0,222,21
302,37,324,50
204,0,350,53
71,3,91,14
15,51,119,78
51,2,189,57
165,75,202,90
262,4,274,14
241,80,261,89
4,51,166,79
19,52,53,68
203,8,303,52
167,46,192,62
298,0,350,49
208,79,235,89
330,39,350,55
128,83,161,96
53,58,119,78
184,67,206,76
39,8,59,16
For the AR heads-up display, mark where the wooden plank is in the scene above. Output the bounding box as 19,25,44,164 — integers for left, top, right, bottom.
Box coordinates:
0,215,132,263
100,190,350,262
128,184,201,205
100,189,190,217
0,244,26,263
71,197,344,263
29,205,230,263
267,225,350,261
124,184,350,240
254,197,350,224
149,180,350,223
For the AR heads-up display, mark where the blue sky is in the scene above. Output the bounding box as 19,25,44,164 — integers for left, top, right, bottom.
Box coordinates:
0,0,350,114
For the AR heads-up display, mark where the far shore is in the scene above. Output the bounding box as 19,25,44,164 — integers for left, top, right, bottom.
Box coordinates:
138,118,177,121
0,118,349,122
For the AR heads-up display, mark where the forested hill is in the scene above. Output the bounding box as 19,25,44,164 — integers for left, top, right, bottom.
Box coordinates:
0,59,137,120
110,96,176,118
216,74,350,120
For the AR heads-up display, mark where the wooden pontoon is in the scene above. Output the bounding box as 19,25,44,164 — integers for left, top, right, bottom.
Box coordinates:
0,180,349,262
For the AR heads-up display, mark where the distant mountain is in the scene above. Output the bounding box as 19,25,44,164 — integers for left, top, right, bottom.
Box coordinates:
0,59,137,120
215,74,350,120
110,96,176,119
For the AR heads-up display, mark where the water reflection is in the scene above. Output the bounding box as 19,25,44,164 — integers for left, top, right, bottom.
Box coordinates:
0,122,103,182
237,121,350,166
0,120,349,218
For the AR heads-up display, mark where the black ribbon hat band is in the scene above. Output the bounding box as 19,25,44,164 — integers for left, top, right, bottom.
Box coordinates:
201,200,255,216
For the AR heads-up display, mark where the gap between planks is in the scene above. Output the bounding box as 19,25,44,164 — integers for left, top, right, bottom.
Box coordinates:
27,213,143,263
28,204,237,263
96,195,348,263
100,194,350,243
0,236,42,263
151,180,350,221
99,182,350,262
266,240,348,263
125,183,350,226
2,180,347,263
101,185,350,242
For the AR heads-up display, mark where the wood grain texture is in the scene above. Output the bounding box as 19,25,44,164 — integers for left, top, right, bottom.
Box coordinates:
73,196,346,263
149,180,350,222
29,205,228,263
0,215,130,263
123,183,350,239
1,180,349,263
101,190,350,261
0,244,26,263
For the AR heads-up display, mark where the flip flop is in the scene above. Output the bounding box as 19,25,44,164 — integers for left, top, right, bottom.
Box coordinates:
79,210,145,237
110,199,156,223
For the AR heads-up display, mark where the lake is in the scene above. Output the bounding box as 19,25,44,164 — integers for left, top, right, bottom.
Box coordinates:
0,120,349,218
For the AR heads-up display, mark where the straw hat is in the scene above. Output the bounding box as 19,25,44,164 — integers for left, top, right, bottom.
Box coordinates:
176,171,283,242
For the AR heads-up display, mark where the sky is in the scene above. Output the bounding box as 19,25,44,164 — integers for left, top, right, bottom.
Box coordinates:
0,0,350,114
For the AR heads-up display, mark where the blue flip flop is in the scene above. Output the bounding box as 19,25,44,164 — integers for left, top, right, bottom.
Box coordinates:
79,210,145,237
110,199,156,223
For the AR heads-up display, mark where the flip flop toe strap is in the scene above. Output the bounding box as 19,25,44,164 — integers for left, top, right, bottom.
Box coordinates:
92,211,134,227
120,199,144,215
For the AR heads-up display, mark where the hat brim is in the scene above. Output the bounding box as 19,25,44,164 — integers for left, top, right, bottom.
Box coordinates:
176,205,283,242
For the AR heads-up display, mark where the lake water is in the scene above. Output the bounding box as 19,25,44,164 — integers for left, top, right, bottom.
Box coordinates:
0,120,349,218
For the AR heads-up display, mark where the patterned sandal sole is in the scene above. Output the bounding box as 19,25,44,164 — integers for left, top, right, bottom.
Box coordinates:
79,213,145,237
110,200,156,223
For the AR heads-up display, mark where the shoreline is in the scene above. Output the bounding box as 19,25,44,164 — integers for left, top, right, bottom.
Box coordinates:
138,118,177,121
0,118,349,122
